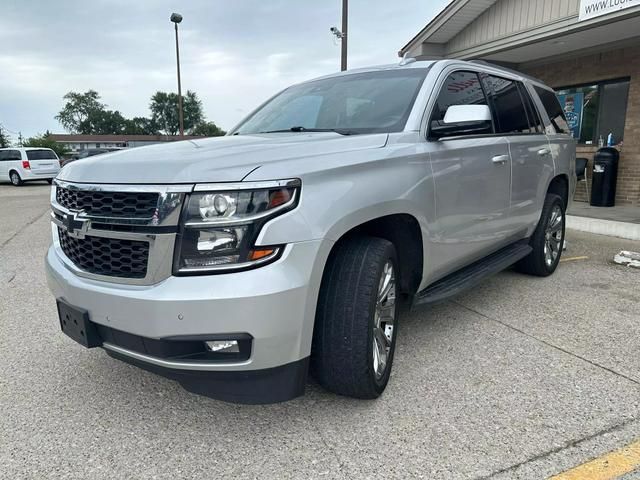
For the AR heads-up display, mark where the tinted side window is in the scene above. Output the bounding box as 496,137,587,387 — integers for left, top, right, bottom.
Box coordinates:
26,149,57,160
534,86,569,134
518,83,544,133
430,71,489,122
0,150,22,161
485,76,531,134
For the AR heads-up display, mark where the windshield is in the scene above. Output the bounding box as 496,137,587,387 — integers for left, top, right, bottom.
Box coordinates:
26,149,58,160
234,69,428,135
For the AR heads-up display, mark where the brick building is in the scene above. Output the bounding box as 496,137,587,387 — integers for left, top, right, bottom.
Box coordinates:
400,0,640,205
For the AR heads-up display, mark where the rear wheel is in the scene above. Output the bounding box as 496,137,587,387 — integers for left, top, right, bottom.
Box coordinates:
311,236,399,399
516,193,565,276
10,171,23,186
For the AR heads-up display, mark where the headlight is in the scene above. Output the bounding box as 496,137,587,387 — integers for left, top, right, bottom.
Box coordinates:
174,179,300,274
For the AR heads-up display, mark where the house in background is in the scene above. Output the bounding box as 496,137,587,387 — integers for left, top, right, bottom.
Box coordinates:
48,134,202,153
400,0,640,205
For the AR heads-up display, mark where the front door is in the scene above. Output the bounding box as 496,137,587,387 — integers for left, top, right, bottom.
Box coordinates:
426,70,513,280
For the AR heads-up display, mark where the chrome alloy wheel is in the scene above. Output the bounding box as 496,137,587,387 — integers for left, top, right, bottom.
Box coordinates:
373,261,396,379
544,205,564,267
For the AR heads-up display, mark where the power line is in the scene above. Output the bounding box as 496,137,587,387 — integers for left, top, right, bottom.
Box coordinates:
0,124,19,135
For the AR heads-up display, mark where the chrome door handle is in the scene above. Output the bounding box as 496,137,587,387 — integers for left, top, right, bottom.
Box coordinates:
491,155,509,164
538,148,550,156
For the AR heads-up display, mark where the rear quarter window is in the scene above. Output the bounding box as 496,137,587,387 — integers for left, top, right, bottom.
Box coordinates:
534,86,569,134
0,150,22,161
26,149,58,160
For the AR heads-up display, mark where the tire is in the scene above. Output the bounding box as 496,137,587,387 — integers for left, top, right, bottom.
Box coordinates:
516,193,565,277
311,236,399,399
9,171,23,186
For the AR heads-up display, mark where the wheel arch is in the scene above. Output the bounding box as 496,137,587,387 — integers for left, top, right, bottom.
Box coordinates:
8,169,22,184
323,213,424,298
547,174,569,209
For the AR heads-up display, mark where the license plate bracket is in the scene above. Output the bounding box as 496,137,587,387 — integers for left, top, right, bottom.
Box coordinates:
56,300,101,348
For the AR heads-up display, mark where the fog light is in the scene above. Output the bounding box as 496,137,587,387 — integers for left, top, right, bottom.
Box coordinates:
205,340,240,353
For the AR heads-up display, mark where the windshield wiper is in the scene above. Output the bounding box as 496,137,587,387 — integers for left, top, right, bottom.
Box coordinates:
258,126,355,135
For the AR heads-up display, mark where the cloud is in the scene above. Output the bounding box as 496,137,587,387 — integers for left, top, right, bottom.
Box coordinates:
0,0,448,139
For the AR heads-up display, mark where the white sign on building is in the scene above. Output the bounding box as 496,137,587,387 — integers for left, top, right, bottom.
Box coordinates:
579,0,640,21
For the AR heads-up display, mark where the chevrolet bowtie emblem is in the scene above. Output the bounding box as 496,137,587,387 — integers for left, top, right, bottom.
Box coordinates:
62,212,89,238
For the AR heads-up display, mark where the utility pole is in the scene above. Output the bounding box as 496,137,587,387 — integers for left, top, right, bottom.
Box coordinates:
18,132,23,146
341,0,348,71
330,0,349,71
170,13,185,138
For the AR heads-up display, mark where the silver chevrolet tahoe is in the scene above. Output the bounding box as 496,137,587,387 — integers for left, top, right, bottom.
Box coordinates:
46,60,576,404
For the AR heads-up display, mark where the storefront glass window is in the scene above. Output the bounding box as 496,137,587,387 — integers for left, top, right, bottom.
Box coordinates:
556,78,629,145
598,81,630,145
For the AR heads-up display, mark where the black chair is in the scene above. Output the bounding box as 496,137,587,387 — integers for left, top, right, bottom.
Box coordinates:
576,157,589,199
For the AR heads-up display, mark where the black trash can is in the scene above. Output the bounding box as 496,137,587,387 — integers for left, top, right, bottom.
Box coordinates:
590,147,619,207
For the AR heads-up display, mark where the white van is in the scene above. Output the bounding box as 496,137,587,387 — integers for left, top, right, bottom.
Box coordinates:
0,147,61,186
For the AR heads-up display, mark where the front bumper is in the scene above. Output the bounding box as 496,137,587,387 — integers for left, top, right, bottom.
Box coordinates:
46,239,329,403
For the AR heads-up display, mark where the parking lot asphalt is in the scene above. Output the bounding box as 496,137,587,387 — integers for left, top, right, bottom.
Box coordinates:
1,182,639,480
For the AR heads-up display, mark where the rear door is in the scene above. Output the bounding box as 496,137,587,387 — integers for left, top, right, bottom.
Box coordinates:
532,85,577,200
26,149,60,175
483,75,554,234
427,70,513,278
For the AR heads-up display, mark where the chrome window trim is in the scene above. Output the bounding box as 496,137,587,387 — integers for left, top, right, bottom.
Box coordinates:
193,178,301,192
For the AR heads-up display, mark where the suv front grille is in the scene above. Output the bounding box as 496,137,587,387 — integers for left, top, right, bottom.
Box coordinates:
56,187,159,219
58,229,149,278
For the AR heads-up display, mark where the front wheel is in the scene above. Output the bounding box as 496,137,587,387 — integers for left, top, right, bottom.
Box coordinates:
10,171,23,186
311,236,399,399
516,193,565,276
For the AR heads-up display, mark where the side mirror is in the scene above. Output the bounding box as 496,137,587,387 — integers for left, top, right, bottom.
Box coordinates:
429,104,492,140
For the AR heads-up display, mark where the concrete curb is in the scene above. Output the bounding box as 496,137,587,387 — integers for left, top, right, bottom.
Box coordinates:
567,215,640,241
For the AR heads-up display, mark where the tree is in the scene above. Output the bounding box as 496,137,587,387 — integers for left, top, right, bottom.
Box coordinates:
149,90,204,135
192,121,226,137
182,91,205,133
0,124,10,147
87,109,128,135
56,90,131,135
55,89,221,137
23,132,69,158
123,117,159,135
55,90,106,134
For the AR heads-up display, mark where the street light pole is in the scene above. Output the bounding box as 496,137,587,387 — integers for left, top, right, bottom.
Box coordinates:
341,0,348,71
170,13,184,138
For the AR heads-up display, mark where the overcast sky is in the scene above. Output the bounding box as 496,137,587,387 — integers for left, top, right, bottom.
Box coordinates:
0,0,447,140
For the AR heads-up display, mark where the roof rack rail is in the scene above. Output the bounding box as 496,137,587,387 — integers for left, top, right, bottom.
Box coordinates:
468,59,545,84
399,52,417,66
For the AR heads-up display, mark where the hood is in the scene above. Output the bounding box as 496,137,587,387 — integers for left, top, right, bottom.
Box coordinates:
58,133,389,184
